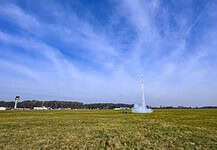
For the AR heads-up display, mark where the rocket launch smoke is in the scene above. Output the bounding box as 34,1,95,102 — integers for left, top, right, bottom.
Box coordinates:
132,104,153,113
131,77,153,113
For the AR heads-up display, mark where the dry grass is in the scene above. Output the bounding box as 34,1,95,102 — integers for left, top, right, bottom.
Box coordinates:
0,109,217,149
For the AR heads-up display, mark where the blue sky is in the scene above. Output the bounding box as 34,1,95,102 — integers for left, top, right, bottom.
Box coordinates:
0,0,217,106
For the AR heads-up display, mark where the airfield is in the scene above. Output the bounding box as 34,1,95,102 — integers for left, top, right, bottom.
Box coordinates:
0,109,217,149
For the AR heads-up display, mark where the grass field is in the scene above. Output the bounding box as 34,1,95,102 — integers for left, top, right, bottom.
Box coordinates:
0,109,217,149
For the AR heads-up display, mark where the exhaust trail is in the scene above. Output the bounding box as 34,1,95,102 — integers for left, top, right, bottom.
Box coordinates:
132,76,153,113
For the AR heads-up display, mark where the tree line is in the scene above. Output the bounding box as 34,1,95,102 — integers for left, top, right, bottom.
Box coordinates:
0,100,134,109
1,100,216,109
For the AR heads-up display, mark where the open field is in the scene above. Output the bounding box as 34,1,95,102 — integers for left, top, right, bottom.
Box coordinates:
0,109,217,149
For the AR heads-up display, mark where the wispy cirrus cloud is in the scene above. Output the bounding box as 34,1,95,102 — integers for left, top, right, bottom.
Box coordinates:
0,0,217,106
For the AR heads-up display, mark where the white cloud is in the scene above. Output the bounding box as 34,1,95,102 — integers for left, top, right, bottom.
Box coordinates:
0,4,41,31
0,1,217,105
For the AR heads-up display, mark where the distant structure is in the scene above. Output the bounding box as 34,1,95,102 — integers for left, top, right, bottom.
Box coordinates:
114,107,129,110
0,107,7,110
132,76,153,113
14,96,20,109
33,106,48,110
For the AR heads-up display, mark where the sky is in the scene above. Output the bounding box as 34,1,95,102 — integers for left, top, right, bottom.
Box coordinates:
0,0,217,106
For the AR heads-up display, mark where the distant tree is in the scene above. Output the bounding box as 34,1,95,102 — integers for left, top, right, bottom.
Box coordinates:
0,100,134,109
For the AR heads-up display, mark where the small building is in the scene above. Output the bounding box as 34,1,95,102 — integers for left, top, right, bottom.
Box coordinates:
120,107,129,110
114,107,129,110
0,107,7,110
33,106,48,110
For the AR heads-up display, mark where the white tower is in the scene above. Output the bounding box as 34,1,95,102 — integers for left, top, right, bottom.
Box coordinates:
14,96,20,109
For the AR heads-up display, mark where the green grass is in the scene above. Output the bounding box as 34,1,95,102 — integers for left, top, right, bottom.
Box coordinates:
0,109,217,149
